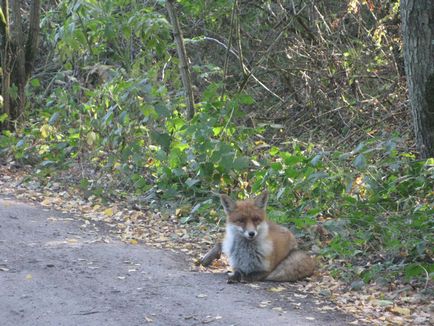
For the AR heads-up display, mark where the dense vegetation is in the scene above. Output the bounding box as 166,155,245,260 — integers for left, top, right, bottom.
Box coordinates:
0,0,432,287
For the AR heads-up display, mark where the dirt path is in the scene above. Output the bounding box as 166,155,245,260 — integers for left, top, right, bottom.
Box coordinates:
0,197,353,326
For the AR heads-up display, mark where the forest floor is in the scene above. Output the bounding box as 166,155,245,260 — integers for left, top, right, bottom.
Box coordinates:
0,196,354,326
0,163,432,325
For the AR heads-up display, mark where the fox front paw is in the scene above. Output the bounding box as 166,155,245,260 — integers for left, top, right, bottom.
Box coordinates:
227,270,242,283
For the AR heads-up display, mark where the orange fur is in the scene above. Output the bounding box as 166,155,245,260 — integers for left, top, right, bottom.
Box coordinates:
222,191,315,282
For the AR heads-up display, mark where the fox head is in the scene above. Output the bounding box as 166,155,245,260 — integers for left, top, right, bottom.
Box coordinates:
220,191,268,240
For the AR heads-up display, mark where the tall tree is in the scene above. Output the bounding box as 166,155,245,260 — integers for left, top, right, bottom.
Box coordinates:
0,0,41,130
401,0,434,158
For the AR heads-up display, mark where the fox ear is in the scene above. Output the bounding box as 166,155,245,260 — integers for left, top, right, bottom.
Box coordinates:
220,194,236,214
254,190,268,209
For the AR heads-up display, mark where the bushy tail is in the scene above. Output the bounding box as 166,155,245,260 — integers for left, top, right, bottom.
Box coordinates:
265,250,315,282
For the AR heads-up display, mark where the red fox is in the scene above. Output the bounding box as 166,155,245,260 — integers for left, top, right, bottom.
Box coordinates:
220,191,315,283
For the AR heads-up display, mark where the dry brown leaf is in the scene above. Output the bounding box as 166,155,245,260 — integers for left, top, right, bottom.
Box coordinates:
41,198,52,206
388,306,411,316
268,286,286,293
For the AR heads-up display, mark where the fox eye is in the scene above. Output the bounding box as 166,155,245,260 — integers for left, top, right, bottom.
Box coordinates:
252,217,261,223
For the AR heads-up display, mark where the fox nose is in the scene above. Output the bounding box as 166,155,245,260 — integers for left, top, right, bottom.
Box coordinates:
248,231,256,238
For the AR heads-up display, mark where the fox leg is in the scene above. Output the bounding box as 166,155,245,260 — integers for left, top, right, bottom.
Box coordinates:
227,270,242,283
227,270,269,283
241,271,269,282
199,242,222,267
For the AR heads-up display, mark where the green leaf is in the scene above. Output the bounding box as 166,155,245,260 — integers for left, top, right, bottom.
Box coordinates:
40,160,55,167
218,156,232,171
30,79,41,88
49,112,60,125
155,149,167,161
307,172,328,182
233,156,250,171
155,103,170,117
185,178,200,188
271,162,282,171
404,264,424,279
102,108,114,125
237,94,255,105
353,154,367,169
269,147,279,156
86,131,98,146
199,162,214,177
281,152,301,166
311,154,322,167
16,139,25,148
151,131,171,152
0,113,8,123
425,158,434,166
0,8,6,26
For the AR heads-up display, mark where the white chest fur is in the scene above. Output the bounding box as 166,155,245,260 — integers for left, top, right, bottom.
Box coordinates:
222,222,273,274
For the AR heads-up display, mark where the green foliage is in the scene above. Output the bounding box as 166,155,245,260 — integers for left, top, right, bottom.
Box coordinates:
53,0,171,67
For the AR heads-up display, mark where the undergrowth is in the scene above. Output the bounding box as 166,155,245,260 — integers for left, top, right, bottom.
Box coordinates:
1,86,432,285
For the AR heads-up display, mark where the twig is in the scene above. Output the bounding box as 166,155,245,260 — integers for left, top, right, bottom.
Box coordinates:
202,37,283,101
220,0,237,100
235,1,247,76
166,0,195,120
418,264,430,290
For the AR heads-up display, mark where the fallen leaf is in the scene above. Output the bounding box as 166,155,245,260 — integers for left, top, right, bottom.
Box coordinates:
202,315,223,324
196,293,207,298
272,307,285,312
258,300,272,308
317,305,336,311
372,299,393,307
144,315,153,323
293,293,307,298
247,283,260,289
269,286,286,293
388,306,411,316
103,208,114,217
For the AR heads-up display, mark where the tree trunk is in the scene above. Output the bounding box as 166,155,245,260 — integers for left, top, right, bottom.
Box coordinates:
11,0,26,121
25,0,41,80
1,0,11,129
0,0,41,130
401,0,434,158
165,0,195,120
